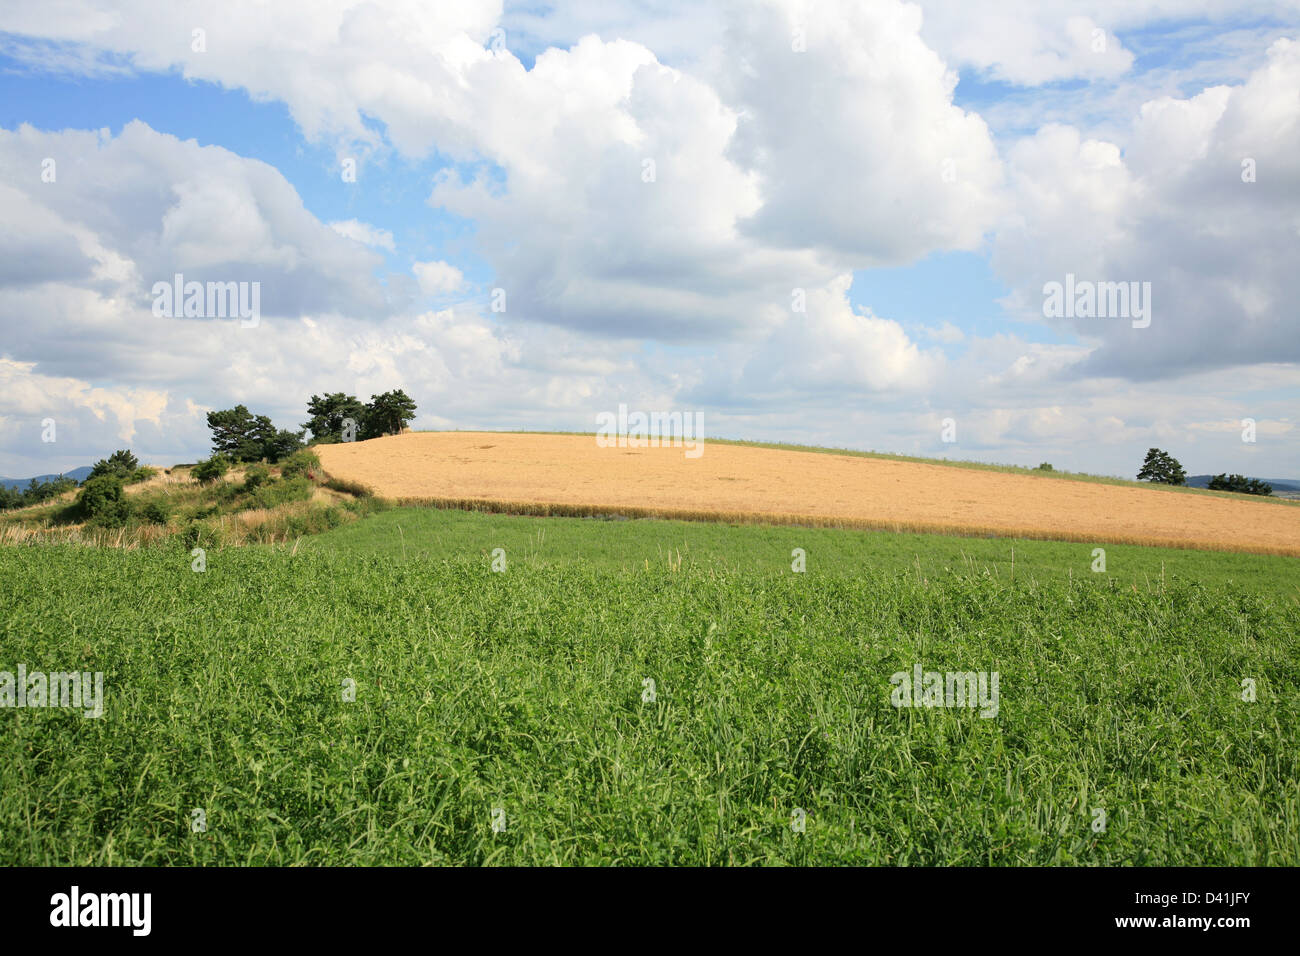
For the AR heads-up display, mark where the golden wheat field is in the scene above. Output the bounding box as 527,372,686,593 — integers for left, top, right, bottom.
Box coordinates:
315,432,1300,556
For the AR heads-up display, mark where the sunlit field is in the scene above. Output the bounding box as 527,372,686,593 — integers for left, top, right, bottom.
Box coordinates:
4,510,1297,865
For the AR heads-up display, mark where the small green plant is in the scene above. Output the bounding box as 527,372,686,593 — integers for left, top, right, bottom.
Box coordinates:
241,464,272,492
279,449,321,480
138,499,171,525
127,466,160,485
1037,463,1054,472
250,476,314,510
192,455,231,485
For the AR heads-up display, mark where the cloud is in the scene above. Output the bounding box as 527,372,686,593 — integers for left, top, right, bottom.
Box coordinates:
992,38,1300,379
412,260,465,295
330,219,396,251
0,122,394,325
0,0,1297,481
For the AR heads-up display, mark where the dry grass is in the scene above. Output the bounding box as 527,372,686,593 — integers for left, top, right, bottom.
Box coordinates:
316,431,1300,557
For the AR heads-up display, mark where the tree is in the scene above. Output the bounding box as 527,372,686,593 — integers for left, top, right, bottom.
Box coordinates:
207,406,262,461
263,427,306,463
89,449,139,480
207,406,304,463
302,393,367,444
361,389,418,439
1208,473,1272,496
1136,448,1186,486
0,475,76,511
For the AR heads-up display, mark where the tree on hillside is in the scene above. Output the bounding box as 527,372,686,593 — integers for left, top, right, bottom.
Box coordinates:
302,393,368,444
1208,473,1272,496
1137,448,1186,486
89,449,140,480
0,474,76,511
206,405,304,463
361,389,418,439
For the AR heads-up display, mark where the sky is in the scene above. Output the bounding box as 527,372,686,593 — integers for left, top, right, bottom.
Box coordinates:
0,0,1297,480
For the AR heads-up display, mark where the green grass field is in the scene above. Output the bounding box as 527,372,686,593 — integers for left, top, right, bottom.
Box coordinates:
2,507,1298,864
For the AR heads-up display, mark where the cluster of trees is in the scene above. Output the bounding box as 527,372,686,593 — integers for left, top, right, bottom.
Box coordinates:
75,450,164,527
202,390,417,466
0,475,77,511
301,391,418,444
1207,473,1273,496
3,387,418,516
206,406,306,464
88,449,156,483
1137,448,1272,496
0,449,155,512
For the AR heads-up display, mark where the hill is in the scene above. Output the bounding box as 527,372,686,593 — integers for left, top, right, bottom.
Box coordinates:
315,431,1300,556
0,465,92,489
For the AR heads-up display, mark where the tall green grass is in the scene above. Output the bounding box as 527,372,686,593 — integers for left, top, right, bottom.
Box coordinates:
2,516,1297,865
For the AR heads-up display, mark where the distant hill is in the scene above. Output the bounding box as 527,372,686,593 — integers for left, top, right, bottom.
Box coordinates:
1187,475,1300,492
0,465,93,490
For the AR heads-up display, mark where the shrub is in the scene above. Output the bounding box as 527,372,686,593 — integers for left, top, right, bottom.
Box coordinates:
139,499,171,525
279,450,320,480
77,475,128,527
127,466,160,484
241,464,272,492
192,455,231,485
1036,463,1054,472
250,476,314,510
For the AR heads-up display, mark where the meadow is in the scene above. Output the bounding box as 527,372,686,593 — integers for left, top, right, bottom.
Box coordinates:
2,507,1298,865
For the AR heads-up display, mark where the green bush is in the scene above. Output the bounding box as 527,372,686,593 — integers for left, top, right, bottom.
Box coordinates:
76,475,128,527
210,482,241,507
192,455,231,485
127,466,160,484
279,450,321,480
1037,462,1054,472
138,499,171,525
241,464,272,492
250,476,313,510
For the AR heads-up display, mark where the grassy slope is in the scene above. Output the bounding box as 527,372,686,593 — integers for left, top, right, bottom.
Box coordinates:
2,509,1297,865
308,506,1300,599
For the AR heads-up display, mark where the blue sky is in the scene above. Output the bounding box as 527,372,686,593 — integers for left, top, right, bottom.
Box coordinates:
0,0,1296,480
